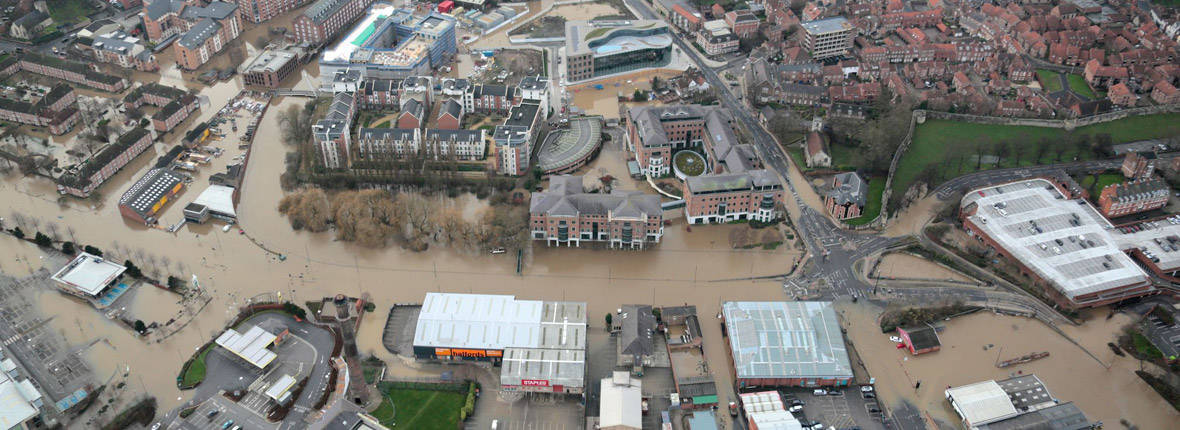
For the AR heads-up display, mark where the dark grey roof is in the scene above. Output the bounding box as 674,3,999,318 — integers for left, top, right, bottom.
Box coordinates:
145,0,186,20
360,128,417,141
829,172,866,207
660,305,697,321
442,78,469,92
93,32,138,54
14,10,48,28
976,402,1092,430
493,125,529,146
178,19,221,49
518,76,547,91
504,101,540,128
530,176,662,218
900,326,940,350
304,0,354,23
400,98,424,119
365,79,394,93
628,105,712,149
424,129,482,143
781,83,826,96
472,84,511,97
620,305,656,359
439,99,462,120
117,168,185,217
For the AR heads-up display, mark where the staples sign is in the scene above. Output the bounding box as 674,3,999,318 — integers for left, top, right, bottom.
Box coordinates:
521,379,550,387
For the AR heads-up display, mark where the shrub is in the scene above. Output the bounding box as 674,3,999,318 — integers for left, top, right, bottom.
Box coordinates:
33,232,52,247
123,260,143,278
283,302,307,320
11,227,23,239
84,245,103,256
61,241,75,254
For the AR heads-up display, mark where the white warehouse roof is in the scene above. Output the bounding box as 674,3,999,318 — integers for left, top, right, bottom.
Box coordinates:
945,380,1020,427
413,293,586,351
50,252,126,296
216,325,278,369
599,371,642,429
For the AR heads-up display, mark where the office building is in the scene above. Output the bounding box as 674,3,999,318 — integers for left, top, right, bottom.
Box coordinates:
563,20,673,82
318,5,457,83
801,16,854,59
530,175,664,249
292,0,377,45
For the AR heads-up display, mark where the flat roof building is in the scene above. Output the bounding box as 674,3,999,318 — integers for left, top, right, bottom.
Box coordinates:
117,168,186,225
216,325,280,369
739,391,803,430
946,374,1093,429
319,5,457,84
0,356,43,429
599,371,642,430
51,253,127,298
722,301,852,388
499,348,586,394
801,16,854,59
960,178,1153,309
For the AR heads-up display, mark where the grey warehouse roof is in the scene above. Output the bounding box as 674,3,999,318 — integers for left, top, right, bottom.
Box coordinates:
722,301,852,380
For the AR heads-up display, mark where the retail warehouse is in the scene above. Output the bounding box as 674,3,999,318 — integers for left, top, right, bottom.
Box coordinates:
412,293,587,394
721,301,852,388
960,178,1154,308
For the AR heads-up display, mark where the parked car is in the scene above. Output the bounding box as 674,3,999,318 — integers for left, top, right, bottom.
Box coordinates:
860,385,874,392
789,405,804,413
812,389,827,396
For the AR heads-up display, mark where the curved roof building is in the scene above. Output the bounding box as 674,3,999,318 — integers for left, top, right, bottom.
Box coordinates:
537,116,603,174
564,20,673,82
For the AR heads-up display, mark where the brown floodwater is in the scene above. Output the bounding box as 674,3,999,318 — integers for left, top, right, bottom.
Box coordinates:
838,301,1179,429
1,77,802,414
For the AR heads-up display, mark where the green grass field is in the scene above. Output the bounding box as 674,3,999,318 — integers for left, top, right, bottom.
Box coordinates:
1066,74,1097,99
890,113,1180,209
1132,331,1164,359
1036,70,1062,93
374,389,465,429
48,0,96,26
843,178,885,226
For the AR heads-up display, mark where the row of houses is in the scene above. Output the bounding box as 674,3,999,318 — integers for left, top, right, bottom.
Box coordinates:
123,83,202,133
0,84,80,135
140,0,243,70
1,53,127,93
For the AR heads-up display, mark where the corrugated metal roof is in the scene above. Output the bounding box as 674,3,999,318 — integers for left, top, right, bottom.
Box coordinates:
723,302,852,380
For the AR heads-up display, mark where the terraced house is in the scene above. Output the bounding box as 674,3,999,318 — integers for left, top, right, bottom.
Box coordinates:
0,84,80,135
530,175,664,249
56,128,154,198
123,83,201,132
141,0,242,70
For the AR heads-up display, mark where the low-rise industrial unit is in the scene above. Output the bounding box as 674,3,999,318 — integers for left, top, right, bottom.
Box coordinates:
722,301,853,388
945,374,1094,429
411,293,587,394
50,252,131,308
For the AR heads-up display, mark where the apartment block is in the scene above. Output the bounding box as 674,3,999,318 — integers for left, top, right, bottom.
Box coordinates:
801,16,854,60
1098,178,1169,218
530,175,664,249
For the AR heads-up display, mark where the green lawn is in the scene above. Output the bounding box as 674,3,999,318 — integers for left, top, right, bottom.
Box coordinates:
375,389,465,429
370,396,395,424
48,0,96,26
180,348,209,388
890,113,1180,210
1132,331,1164,360
787,141,856,172
1066,74,1097,99
673,151,706,176
843,178,885,226
1036,70,1062,93
1079,172,1125,195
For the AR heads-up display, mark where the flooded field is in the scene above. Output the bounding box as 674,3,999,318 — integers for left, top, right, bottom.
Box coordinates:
876,253,972,282
839,302,1179,429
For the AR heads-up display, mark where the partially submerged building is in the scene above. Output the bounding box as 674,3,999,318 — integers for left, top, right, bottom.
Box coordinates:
529,175,664,249
722,301,853,388
945,374,1093,429
50,252,130,308
598,371,642,430
215,325,285,369
117,168,187,225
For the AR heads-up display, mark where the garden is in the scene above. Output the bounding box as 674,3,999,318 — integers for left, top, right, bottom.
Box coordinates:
673,150,707,177
371,381,476,429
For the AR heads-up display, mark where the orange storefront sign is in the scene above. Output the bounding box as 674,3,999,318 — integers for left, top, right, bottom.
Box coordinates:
451,349,487,358
487,350,503,357
435,348,452,356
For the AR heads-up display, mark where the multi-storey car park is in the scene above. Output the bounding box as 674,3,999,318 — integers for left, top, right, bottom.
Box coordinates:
562,20,674,83
319,4,456,85
959,178,1158,309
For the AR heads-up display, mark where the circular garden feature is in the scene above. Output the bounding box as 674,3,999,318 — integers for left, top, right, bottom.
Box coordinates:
673,150,707,179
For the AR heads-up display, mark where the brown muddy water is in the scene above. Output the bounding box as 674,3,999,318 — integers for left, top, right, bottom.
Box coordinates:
839,301,1179,429
1,81,801,415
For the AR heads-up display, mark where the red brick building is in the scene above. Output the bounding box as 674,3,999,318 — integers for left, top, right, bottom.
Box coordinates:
292,0,376,45
141,1,242,70
236,0,307,24
1107,83,1136,106
124,83,201,132
724,10,759,38
56,128,154,198
824,172,866,220
1121,151,1157,179
529,175,664,249
397,99,425,129
1151,80,1180,105
435,100,462,130
240,48,300,88
0,84,80,135
1098,178,1168,218
897,326,941,355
